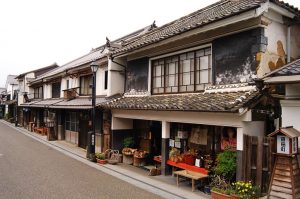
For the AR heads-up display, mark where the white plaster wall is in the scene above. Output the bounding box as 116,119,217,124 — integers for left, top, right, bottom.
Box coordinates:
242,121,265,137
112,117,133,130
112,109,251,128
286,83,300,97
281,100,300,130
44,84,51,99
60,78,67,98
108,58,126,97
259,10,287,77
281,100,300,148
96,66,108,96
290,25,300,59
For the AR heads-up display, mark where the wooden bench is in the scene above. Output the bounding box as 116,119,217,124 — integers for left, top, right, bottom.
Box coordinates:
174,170,208,192
153,156,208,175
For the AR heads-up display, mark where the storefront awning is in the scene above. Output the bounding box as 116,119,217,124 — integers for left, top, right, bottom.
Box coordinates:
101,84,261,113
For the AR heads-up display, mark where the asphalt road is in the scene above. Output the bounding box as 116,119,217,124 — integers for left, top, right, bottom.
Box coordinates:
0,121,162,199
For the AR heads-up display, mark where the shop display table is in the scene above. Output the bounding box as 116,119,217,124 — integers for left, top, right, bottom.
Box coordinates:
153,156,208,175
174,170,208,192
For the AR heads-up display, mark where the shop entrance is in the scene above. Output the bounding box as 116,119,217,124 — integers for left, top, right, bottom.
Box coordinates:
79,119,88,149
78,112,90,149
133,120,162,159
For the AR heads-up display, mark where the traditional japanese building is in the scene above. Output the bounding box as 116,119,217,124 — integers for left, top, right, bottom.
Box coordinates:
99,0,300,180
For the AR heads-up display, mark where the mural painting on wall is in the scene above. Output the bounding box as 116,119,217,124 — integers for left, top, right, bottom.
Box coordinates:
214,29,258,85
126,58,148,93
256,40,286,77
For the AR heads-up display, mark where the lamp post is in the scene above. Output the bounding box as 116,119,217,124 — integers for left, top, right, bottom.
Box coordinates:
14,89,19,127
89,61,99,155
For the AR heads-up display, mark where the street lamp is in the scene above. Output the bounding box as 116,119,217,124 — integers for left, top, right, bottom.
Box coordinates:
14,89,19,127
89,61,99,157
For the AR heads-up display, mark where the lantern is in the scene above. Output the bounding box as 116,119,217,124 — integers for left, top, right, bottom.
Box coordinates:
268,126,300,155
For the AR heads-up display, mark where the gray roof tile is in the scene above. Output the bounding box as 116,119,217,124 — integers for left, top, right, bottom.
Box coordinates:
112,0,299,56
264,59,300,77
102,89,260,112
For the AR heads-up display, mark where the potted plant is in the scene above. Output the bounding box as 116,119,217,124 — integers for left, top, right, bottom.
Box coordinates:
211,175,237,199
123,137,135,148
95,152,107,164
211,148,237,199
203,158,214,194
232,181,259,199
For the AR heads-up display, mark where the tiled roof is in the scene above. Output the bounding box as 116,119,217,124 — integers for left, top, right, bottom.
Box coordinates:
32,49,104,83
30,25,155,84
15,63,58,79
112,0,299,56
102,84,260,112
21,98,64,108
51,97,107,109
264,59,300,77
20,97,107,109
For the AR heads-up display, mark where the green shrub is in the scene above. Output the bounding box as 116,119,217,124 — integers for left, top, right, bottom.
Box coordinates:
123,137,135,148
95,152,105,160
214,148,236,182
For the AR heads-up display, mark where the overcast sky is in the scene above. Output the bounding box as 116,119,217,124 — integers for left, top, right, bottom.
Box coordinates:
0,0,299,87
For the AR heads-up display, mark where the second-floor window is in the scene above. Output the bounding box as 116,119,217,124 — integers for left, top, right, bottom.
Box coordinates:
80,75,92,96
52,82,61,98
66,80,70,89
34,86,43,99
104,71,108,90
152,47,211,94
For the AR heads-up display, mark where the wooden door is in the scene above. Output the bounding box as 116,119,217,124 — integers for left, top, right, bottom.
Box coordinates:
79,118,89,149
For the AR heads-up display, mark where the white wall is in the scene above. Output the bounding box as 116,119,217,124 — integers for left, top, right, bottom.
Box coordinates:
108,58,126,97
112,117,133,130
259,10,287,77
281,100,300,130
259,11,300,77
44,84,52,99
112,109,252,128
242,121,265,137
286,83,300,97
96,66,108,96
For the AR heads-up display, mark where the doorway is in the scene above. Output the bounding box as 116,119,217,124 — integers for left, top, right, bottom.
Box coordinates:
78,112,90,149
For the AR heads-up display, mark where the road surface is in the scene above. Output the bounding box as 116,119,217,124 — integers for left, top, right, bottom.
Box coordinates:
0,121,162,199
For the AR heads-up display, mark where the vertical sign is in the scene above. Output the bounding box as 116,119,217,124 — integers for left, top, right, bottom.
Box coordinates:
277,135,289,154
91,134,95,146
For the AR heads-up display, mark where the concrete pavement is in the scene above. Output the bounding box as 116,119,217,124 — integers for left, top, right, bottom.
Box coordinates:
0,121,163,199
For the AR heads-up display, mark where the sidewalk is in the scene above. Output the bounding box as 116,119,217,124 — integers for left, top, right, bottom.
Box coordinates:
1,120,209,199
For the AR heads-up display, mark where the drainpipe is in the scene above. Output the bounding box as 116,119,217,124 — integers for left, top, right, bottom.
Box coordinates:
287,26,291,63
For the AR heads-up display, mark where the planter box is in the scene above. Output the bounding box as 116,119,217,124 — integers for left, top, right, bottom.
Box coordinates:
211,191,238,199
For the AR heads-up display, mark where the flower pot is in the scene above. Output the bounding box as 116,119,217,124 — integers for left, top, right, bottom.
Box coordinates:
211,191,237,199
96,159,107,164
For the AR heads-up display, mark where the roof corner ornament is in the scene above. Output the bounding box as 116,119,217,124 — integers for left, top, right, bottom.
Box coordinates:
151,20,157,29
106,37,111,47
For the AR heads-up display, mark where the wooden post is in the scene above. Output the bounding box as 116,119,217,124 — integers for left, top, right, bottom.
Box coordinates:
256,136,263,187
161,121,170,176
